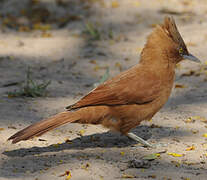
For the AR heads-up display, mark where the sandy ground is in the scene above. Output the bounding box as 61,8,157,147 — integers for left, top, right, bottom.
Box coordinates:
0,0,207,179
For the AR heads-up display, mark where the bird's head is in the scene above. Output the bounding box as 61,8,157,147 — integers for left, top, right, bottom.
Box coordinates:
161,16,200,63
141,16,200,65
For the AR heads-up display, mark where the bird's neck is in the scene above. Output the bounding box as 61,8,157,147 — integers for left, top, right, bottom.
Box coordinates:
140,49,176,72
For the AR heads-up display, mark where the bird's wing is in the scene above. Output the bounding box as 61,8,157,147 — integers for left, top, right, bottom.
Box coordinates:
67,65,161,110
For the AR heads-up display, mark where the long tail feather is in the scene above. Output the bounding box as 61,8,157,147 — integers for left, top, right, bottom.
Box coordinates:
8,111,79,144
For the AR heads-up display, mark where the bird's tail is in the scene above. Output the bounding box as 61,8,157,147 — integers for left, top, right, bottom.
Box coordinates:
8,111,79,144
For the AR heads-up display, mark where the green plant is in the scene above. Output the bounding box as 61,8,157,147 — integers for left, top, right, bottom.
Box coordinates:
84,22,101,40
8,67,51,97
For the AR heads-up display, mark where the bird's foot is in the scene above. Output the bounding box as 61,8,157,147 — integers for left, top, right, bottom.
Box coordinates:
127,132,154,148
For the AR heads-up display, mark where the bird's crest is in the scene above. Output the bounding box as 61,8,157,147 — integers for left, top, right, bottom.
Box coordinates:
160,16,186,49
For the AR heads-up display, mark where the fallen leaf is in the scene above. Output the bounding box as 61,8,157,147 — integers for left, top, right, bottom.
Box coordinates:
175,126,180,129
185,145,195,151
140,168,145,172
59,171,71,180
133,1,140,7
121,174,135,178
184,117,195,123
111,1,119,8
33,23,51,31
175,84,185,88
191,129,199,134
99,175,104,180
202,133,207,138
78,129,85,136
41,32,52,38
81,163,90,170
192,116,207,123
167,153,183,157
120,151,125,156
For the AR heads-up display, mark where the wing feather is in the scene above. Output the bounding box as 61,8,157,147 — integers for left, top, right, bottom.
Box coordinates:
67,65,161,110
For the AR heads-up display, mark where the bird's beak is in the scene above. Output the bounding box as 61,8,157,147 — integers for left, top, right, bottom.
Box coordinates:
182,53,201,63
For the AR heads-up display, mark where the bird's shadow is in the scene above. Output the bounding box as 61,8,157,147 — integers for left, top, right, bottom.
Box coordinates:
3,125,153,157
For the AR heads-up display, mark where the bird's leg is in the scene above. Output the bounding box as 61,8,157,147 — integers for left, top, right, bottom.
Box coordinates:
127,132,154,148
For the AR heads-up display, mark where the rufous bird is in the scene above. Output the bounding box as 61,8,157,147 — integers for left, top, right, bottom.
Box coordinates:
8,17,200,147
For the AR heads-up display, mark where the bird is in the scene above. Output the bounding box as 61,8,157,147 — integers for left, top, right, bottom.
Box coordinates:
8,16,200,147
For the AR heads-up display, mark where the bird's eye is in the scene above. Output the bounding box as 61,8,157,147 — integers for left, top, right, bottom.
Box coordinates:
179,47,183,54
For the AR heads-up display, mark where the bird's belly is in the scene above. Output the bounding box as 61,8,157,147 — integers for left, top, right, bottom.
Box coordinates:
103,86,173,133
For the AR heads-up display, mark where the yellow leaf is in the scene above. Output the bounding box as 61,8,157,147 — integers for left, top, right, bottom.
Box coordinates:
41,32,52,38
33,23,51,31
79,129,85,136
185,145,195,151
182,178,190,180
205,153,207,157
121,174,135,178
93,65,100,71
167,153,183,157
0,128,4,131
202,133,207,138
81,163,90,170
192,116,207,122
150,24,157,28
59,170,71,179
111,1,119,8
133,1,140,7
140,168,145,172
66,172,72,180
184,117,194,123
120,151,125,156
99,175,104,180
